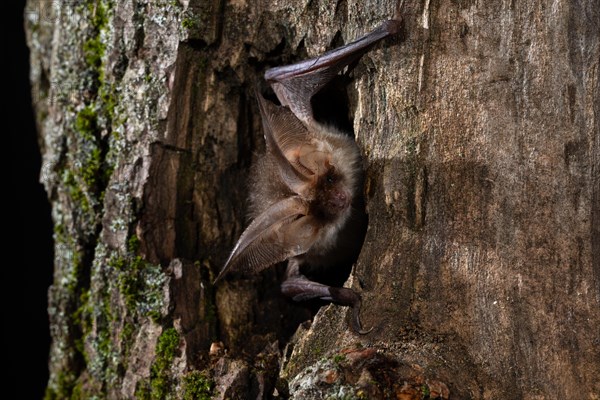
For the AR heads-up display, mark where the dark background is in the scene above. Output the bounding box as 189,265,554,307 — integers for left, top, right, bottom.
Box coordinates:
12,0,53,397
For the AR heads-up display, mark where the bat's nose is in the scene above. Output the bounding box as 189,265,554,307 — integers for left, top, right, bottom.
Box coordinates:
329,190,349,210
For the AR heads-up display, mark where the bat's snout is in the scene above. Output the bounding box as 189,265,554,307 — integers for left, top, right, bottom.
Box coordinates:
328,190,350,211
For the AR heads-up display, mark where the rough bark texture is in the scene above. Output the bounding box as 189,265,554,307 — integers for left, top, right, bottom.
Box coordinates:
26,0,599,399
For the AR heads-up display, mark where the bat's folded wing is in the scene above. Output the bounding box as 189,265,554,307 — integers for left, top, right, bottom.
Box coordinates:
214,196,320,283
264,19,402,127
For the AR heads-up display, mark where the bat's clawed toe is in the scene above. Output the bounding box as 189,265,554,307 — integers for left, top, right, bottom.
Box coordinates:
329,287,373,335
351,302,374,335
281,281,373,334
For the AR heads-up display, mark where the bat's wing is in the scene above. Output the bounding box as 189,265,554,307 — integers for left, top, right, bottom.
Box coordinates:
265,19,402,127
214,196,320,283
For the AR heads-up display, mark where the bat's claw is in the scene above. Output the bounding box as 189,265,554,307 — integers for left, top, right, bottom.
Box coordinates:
329,287,373,334
382,18,403,36
350,297,373,335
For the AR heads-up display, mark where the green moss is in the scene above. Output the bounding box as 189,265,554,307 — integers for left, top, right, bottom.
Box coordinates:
181,16,197,30
119,272,141,311
44,371,77,400
82,282,119,384
135,382,152,400
75,103,96,132
85,325,118,387
109,254,144,312
108,253,166,320
108,254,127,270
421,384,431,397
83,37,106,70
121,321,135,342
71,105,113,208
30,21,40,34
144,328,180,399
84,0,110,73
63,169,91,212
127,234,140,254
73,106,110,194
120,321,136,365
102,294,116,323
156,328,180,363
83,147,103,188
54,230,84,296
54,223,66,239
81,0,117,169
48,220,93,397
82,0,120,139
116,255,143,309
74,291,91,328
99,83,117,119
69,381,85,400
72,290,92,355
182,371,214,400
332,354,346,366
80,51,117,196
91,0,109,28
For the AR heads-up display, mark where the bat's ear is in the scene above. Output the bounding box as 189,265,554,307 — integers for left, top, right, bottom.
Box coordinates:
255,93,316,186
214,196,318,284
255,91,309,149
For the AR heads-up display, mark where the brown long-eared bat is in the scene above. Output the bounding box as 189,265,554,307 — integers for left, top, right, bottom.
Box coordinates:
215,18,402,333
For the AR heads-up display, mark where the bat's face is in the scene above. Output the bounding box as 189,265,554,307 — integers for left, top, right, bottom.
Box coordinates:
312,165,350,221
303,128,361,230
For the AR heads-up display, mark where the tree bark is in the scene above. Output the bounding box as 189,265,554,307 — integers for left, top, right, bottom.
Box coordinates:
26,0,599,399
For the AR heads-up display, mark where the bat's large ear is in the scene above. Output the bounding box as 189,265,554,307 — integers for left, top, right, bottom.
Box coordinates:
265,19,402,127
214,196,319,284
256,93,318,187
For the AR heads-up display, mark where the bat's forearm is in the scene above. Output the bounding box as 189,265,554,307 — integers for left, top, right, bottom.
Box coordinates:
264,19,402,82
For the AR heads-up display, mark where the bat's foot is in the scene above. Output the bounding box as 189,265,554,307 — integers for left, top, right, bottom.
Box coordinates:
329,287,373,335
282,276,372,334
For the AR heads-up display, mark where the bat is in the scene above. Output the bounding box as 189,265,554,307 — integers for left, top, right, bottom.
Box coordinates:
215,18,402,333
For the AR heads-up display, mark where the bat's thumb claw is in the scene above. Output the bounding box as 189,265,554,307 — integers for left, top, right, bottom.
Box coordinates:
352,303,374,335
386,15,403,34
392,4,404,24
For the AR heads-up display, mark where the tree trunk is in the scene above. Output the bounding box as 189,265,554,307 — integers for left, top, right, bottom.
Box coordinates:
26,0,599,399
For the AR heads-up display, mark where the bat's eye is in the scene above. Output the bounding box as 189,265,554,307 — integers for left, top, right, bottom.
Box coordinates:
326,173,335,184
